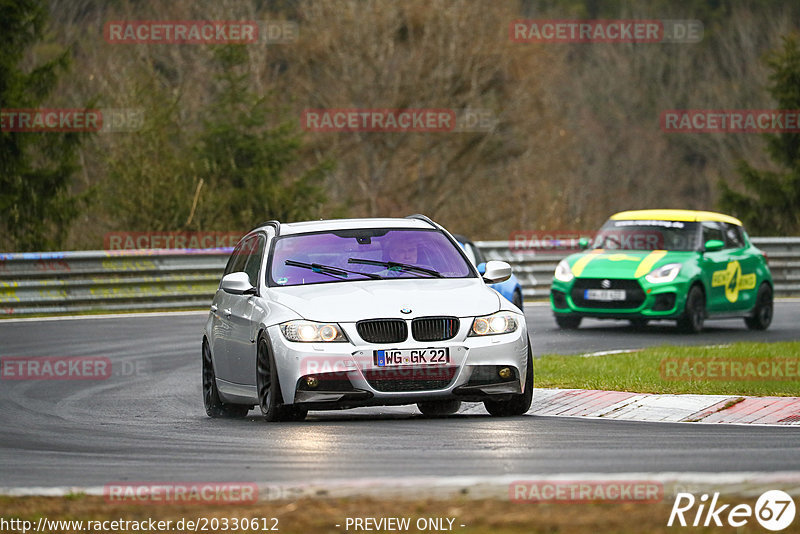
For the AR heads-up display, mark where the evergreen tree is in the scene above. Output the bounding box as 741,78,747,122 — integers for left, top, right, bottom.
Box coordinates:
193,45,330,229
0,0,87,251
719,34,800,235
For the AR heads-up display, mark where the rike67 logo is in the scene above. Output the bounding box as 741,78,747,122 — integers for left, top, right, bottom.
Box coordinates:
668,490,796,531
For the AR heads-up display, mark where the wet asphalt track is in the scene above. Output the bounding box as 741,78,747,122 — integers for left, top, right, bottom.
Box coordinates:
0,302,799,487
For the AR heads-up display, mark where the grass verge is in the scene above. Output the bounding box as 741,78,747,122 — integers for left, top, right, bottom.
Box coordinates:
535,341,800,396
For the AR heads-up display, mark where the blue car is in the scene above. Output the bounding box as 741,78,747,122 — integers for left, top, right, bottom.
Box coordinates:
455,235,524,310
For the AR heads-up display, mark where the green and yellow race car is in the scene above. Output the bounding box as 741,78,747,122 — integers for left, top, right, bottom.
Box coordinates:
550,209,773,333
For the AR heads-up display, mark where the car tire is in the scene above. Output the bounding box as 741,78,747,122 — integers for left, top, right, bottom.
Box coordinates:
203,341,249,419
417,400,461,417
745,283,773,331
677,285,705,333
483,339,534,417
512,289,524,311
555,315,581,329
629,318,649,330
256,336,307,422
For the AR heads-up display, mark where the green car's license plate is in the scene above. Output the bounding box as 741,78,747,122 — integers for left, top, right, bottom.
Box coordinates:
584,289,626,301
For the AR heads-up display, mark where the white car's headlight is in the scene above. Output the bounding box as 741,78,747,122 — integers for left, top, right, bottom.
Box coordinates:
280,321,348,342
469,312,518,336
554,259,574,282
645,263,682,284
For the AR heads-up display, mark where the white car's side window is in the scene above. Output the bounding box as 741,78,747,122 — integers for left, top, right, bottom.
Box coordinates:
243,235,266,287
229,237,252,275
224,238,249,276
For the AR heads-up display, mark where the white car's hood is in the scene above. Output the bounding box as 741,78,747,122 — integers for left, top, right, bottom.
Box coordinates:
266,278,500,322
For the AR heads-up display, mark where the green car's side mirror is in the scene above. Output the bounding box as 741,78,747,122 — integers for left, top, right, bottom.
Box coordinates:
704,239,724,252
578,237,590,250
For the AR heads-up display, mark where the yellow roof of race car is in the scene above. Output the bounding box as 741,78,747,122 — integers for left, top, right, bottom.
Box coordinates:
610,209,743,226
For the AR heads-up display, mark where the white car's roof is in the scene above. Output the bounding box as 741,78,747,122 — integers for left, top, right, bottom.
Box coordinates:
269,217,437,236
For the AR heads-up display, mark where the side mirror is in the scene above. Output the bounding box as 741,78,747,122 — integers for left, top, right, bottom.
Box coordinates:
220,272,256,295
482,260,511,284
578,237,590,250
704,239,724,252
476,262,487,275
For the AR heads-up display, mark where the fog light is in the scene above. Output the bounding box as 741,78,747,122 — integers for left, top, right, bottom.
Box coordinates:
305,376,319,388
498,367,512,379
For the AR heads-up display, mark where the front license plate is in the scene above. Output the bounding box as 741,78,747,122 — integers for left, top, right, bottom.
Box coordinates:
584,289,626,301
375,348,450,367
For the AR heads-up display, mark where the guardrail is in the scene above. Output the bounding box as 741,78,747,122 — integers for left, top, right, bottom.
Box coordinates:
0,238,798,316
0,249,230,316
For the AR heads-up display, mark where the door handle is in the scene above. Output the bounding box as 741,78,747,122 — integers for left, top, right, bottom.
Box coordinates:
210,304,218,312
223,308,232,317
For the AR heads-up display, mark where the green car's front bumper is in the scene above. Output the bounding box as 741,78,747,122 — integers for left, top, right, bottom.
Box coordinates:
550,277,691,320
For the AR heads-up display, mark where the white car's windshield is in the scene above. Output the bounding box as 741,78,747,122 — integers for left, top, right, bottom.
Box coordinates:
268,229,473,287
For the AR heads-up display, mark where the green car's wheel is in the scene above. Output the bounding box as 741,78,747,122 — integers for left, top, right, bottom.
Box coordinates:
203,341,249,419
555,315,581,329
678,285,705,333
745,283,773,331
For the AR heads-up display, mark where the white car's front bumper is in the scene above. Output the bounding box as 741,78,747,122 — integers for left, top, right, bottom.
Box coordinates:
266,317,529,409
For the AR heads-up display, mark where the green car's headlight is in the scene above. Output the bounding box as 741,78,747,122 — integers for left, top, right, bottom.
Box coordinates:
280,321,348,342
469,312,518,336
645,263,682,284
554,259,574,282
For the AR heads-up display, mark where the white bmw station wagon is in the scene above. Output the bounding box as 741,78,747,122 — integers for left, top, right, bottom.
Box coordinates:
202,215,532,422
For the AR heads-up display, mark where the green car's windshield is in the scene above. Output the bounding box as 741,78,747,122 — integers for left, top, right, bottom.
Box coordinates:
592,220,700,251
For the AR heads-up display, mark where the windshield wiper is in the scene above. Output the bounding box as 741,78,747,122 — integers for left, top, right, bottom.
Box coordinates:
347,258,442,278
284,259,382,280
